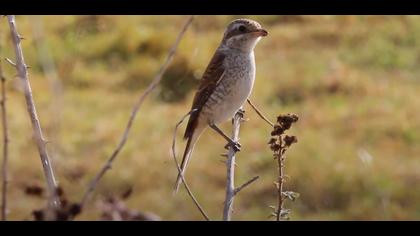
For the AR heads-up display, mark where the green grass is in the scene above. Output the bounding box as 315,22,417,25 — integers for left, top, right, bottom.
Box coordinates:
0,15,419,220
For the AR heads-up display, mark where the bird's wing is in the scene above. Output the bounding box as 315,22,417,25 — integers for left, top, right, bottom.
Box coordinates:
184,50,226,139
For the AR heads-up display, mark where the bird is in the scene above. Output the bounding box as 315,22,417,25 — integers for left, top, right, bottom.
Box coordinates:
174,18,268,193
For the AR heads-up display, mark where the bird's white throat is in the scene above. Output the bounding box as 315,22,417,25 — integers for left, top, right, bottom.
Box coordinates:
225,35,263,53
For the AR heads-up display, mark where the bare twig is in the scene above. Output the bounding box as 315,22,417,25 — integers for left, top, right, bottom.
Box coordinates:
172,109,210,221
247,99,274,127
276,151,284,221
80,16,195,207
223,110,243,221
7,15,60,216
234,176,259,195
0,33,9,221
4,58,15,67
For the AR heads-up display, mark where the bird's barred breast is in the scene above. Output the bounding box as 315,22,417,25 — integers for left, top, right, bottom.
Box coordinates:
201,51,256,124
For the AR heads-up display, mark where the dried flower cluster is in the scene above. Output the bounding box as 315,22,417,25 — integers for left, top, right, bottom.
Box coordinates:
31,186,81,221
268,113,299,221
29,185,160,221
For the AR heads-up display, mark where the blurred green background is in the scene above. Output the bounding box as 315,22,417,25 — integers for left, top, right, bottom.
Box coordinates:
0,16,419,220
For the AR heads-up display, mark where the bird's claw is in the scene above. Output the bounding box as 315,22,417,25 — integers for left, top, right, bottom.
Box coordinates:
224,141,241,152
237,109,248,122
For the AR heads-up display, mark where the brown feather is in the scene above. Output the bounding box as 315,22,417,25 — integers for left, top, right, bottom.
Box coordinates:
184,50,226,139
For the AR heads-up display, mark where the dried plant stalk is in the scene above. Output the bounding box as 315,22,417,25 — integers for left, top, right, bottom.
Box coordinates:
268,113,299,221
276,148,284,221
246,99,274,127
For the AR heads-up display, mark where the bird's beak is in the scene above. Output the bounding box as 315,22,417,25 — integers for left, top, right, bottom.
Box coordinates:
254,28,268,37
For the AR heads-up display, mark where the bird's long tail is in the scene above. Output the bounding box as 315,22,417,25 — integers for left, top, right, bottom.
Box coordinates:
174,127,204,194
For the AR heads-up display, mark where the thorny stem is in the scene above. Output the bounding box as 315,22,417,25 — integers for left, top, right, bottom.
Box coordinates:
276,150,284,221
80,16,195,208
223,110,243,221
7,15,60,218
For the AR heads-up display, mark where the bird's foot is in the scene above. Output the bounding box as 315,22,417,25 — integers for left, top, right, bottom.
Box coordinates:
232,109,247,124
238,109,248,122
224,140,241,152
237,108,245,117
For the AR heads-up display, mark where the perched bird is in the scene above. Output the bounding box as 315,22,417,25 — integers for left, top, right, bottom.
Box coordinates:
174,19,268,193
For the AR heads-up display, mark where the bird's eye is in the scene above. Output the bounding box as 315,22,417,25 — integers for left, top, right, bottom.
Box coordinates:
238,25,246,32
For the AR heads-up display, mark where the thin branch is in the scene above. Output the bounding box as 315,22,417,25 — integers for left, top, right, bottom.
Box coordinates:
80,16,195,208
171,109,210,221
223,110,243,221
234,176,259,195
7,15,61,217
247,99,274,127
4,58,15,67
0,35,9,221
276,152,284,221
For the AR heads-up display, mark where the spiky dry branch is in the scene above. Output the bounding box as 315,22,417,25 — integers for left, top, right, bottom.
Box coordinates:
222,111,242,220
222,109,260,221
7,15,60,218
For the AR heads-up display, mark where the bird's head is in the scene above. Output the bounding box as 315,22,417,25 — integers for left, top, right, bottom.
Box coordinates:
222,18,268,52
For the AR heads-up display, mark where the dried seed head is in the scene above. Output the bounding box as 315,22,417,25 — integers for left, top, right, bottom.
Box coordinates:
24,185,44,197
56,186,64,197
268,138,277,145
277,113,299,124
270,143,281,152
121,187,133,200
271,125,284,136
284,135,298,147
69,203,82,217
276,113,299,132
32,210,44,221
